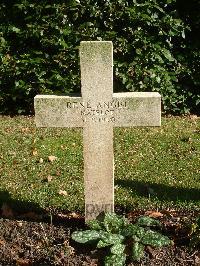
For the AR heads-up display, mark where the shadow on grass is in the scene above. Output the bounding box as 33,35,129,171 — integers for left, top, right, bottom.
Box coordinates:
0,190,43,214
0,190,85,228
116,179,200,203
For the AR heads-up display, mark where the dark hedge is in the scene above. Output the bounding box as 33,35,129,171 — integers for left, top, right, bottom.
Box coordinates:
0,0,199,115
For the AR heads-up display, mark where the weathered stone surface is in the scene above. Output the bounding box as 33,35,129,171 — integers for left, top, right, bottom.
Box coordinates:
34,41,161,221
80,41,114,220
35,92,161,128
114,92,161,127
34,95,82,128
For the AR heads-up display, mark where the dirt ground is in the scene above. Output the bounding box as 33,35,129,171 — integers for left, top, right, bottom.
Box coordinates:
0,207,199,266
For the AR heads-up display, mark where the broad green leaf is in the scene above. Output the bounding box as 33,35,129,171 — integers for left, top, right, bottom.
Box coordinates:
132,242,145,261
71,230,101,243
121,224,138,237
196,98,200,105
97,233,124,248
104,253,126,266
110,243,125,255
161,48,174,62
182,30,185,39
87,219,102,230
132,235,140,242
142,230,171,247
103,213,129,234
135,226,146,239
154,5,164,13
60,39,69,48
136,216,161,227
154,54,164,63
11,26,21,33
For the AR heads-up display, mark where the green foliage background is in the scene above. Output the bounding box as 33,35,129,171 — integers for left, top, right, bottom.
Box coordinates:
0,0,199,114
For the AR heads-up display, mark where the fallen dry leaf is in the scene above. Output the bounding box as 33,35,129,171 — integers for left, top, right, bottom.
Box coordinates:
69,212,80,219
145,210,163,218
57,212,82,220
17,221,23,227
39,158,44,163
48,155,57,162
161,209,176,217
21,127,30,133
43,175,53,183
83,258,98,266
13,159,18,165
32,148,38,156
56,170,61,176
189,115,198,120
1,203,14,218
57,213,69,219
47,175,53,182
4,127,12,133
0,239,5,246
58,190,68,196
195,255,200,265
16,258,31,266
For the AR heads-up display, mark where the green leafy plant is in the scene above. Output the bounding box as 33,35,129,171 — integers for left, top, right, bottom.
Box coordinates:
71,213,172,265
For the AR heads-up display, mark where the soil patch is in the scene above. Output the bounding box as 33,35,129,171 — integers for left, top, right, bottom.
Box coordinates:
0,209,199,265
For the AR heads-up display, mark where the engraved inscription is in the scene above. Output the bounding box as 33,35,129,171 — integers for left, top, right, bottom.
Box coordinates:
86,203,114,217
65,101,126,109
65,100,127,123
82,116,115,123
81,109,114,116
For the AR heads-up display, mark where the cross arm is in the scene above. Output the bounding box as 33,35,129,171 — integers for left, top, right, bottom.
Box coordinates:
34,92,161,128
113,92,161,127
34,94,83,128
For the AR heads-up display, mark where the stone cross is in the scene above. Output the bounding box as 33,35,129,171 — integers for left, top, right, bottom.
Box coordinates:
34,41,161,221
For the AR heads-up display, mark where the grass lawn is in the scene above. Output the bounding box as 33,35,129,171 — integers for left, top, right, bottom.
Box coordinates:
0,115,199,215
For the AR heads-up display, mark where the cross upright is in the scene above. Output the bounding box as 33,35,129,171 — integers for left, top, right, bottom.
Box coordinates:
34,41,161,221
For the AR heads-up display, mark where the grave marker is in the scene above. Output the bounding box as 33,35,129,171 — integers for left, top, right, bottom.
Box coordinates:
34,41,161,220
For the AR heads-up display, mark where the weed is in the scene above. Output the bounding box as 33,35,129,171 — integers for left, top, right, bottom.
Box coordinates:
72,213,172,265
